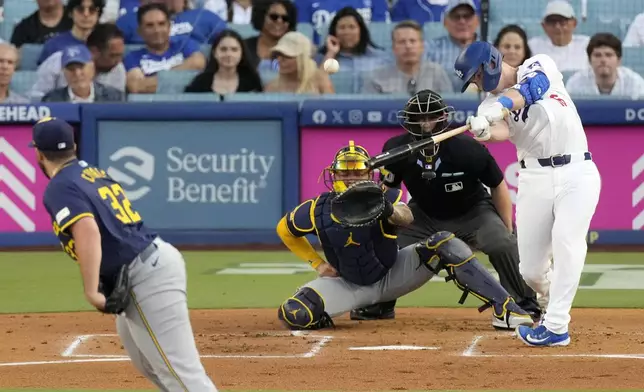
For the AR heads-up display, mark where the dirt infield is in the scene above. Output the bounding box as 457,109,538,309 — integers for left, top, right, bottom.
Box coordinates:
0,308,642,390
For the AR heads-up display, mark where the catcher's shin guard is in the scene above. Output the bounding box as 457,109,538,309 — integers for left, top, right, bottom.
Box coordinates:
278,287,334,330
416,232,532,328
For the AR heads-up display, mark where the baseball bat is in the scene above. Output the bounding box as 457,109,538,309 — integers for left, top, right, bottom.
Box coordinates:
367,124,472,169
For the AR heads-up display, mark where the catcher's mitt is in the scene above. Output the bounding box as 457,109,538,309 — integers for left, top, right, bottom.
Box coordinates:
102,264,131,315
331,181,394,227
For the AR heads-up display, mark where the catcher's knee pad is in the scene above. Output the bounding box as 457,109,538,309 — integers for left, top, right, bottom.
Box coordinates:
415,231,528,317
278,287,334,330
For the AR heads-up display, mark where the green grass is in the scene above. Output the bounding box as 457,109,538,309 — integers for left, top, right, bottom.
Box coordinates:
1,250,644,313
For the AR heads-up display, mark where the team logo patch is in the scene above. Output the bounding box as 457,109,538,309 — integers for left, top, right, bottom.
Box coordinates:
55,207,70,225
444,182,463,192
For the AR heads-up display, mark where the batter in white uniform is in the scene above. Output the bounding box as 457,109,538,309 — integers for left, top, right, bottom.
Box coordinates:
453,42,601,347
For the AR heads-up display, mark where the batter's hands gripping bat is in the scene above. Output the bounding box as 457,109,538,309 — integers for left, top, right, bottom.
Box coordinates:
367,109,510,170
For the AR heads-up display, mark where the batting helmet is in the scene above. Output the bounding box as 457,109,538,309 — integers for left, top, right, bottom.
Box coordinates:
454,41,504,93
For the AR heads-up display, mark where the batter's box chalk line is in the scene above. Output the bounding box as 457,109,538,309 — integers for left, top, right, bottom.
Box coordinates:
461,334,644,359
58,332,333,360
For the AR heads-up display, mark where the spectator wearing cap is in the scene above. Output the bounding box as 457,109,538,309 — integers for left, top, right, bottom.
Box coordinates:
566,33,644,98
30,23,126,101
41,45,125,102
123,3,206,93
623,12,644,47
425,0,479,91
0,44,30,103
38,0,105,66
528,0,590,72
361,21,452,95
11,0,74,48
264,31,334,94
116,0,227,44
391,0,480,25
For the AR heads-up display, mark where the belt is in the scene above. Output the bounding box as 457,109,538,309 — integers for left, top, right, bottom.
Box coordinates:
520,152,592,169
134,237,160,264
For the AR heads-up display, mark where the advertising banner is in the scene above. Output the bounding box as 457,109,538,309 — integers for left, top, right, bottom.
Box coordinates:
0,125,52,233
97,120,283,230
300,126,644,231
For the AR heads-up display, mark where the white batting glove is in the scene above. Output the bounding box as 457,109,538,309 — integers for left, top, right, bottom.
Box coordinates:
478,101,506,123
466,115,491,141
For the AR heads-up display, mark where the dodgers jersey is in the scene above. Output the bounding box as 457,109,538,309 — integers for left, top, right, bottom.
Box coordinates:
37,32,85,65
123,39,201,76
42,159,157,281
295,0,389,44
479,54,589,161
117,0,141,17
116,8,226,44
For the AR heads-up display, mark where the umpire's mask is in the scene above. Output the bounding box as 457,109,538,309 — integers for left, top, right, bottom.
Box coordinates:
397,89,454,157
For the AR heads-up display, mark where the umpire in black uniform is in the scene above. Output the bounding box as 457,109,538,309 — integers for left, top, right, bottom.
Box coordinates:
350,89,541,329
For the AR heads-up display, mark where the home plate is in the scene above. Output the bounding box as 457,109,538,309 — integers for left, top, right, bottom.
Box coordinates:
348,345,440,351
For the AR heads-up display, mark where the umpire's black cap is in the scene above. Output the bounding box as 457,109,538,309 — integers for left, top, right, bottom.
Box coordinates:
28,117,75,151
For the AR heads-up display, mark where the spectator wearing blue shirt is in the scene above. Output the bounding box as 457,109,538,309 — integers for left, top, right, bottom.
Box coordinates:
116,0,227,44
124,3,206,93
315,7,389,74
243,0,297,71
101,0,141,23
38,0,105,65
295,0,390,45
391,0,480,25
425,0,479,91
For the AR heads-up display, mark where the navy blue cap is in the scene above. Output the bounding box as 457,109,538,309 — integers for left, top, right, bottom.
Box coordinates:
61,45,92,68
29,117,75,151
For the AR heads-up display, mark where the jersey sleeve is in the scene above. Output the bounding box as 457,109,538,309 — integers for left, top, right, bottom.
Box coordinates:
123,51,141,71
517,54,561,83
182,39,201,57
284,199,315,237
371,0,390,22
294,0,311,23
384,188,405,205
44,182,94,234
476,145,505,188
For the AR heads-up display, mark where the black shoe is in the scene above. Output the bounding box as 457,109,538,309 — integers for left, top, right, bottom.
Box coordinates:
350,300,397,321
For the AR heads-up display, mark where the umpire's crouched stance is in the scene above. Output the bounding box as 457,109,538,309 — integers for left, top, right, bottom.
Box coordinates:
33,118,217,391
275,141,533,330
350,89,541,329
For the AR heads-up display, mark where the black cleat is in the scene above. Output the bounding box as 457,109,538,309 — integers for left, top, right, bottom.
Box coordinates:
350,300,396,321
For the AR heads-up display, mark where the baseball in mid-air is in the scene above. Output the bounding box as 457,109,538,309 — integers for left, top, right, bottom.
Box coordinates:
324,58,340,74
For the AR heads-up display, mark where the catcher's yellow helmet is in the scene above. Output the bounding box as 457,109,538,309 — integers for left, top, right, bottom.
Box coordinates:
323,141,374,193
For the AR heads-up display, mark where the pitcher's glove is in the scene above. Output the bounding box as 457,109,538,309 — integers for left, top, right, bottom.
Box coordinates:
331,181,394,227
102,265,131,315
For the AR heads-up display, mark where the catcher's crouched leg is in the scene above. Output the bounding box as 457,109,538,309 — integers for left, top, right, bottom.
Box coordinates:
277,287,335,330
416,231,533,330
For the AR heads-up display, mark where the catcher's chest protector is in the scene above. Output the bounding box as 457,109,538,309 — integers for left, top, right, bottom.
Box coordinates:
314,192,398,286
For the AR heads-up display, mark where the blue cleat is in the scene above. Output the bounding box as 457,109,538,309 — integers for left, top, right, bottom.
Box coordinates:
515,324,570,347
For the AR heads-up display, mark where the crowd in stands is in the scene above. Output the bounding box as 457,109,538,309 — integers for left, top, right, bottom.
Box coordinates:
0,0,642,103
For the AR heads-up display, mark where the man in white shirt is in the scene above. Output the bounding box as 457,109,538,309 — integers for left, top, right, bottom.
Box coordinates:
623,12,644,47
454,41,601,347
528,0,590,72
566,32,644,98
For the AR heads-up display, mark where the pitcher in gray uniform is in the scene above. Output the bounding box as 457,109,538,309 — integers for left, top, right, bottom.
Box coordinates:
34,117,217,391
275,140,534,330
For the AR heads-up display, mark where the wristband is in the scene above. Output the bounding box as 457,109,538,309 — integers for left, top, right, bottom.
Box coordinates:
497,96,514,110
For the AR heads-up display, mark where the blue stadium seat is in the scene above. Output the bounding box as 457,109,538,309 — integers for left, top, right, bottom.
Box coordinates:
10,70,37,96
423,23,447,41
128,93,223,102
561,70,577,83
366,23,395,50
329,71,359,94
156,70,200,94
622,47,644,69
228,24,257,39
225,92,318,102
18,44,42,71
200,43,212,59
297,23,314,40
3,0,39,42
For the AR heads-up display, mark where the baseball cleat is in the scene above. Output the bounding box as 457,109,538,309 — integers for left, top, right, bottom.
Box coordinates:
515,325,570,347
491,312,534,330
350,301,396,321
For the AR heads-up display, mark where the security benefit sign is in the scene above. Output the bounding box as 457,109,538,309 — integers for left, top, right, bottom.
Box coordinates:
0,125,52,232
97,121,283,230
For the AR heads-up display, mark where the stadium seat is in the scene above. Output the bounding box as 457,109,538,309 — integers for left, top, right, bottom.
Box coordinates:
622,47,644,69
561,70,577,83
128,93,223,102
329,71,359,94
297,23,314,40
3,0,39,42
10,70,38,96
225,92,318,102
18,44,42,71
228,24,257,39
259,69,278,85
156,70,200,94
423,23,447,41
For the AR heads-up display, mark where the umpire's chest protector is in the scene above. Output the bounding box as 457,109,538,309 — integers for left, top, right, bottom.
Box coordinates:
314,192,399,286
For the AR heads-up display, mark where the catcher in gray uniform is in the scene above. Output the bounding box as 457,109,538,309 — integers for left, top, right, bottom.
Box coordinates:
275,140,534,330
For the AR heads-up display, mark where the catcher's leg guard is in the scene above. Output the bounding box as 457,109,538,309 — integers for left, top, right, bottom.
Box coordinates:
416,231,533,329
277,287,335,330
